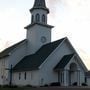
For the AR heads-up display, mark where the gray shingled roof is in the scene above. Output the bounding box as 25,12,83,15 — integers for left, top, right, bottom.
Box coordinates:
25,22,53,29
86,71,90,77
54,54,74,71
0,39,26,59
13,38,65,72
33,0,46,8
30,0,49,13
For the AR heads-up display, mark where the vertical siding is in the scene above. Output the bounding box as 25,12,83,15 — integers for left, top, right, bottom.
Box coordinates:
8,43,27,68
87,78,90,85
12,70,40,86
39,40,74,85
27,24,51,55
65,56,85,86
0,57,9,85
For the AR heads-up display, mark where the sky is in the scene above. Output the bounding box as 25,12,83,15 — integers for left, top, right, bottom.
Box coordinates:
0,0,90,69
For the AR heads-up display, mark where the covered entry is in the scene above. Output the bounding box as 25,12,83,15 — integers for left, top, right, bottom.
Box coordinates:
54,54,81,86
69,63,80,86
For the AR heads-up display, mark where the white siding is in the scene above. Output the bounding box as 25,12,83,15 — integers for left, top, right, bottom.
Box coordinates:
12,70,40,86
0,57,9,85
8,43,27,68
87,77,90,86
65,56,85,86
27,24,51,55
39,40,74,85
31,9,48,24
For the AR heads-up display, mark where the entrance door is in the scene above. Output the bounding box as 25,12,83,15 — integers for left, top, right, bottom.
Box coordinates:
69,63,78,86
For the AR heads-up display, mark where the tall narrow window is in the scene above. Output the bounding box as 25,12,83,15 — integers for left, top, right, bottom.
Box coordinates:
31,15,34,23
62,72,64,83
61,72,62,83
31,72,33,80
42,14,45,23
24,72,26,80
36,14,40,22
19,73,21,80
85,77,87,83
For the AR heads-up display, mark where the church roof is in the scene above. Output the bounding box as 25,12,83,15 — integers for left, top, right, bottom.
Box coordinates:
0,39,27,59
25,22,54,29
13,38,65,72
30,0,49,13
54,54,74,71
86,71,90,77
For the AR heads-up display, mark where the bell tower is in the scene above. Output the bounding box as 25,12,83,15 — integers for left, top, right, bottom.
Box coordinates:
25,0,54,54
30,0,49,24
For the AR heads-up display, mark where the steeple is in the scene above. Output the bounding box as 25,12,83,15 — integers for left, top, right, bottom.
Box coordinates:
30,0,50,24
25,0,53,54
30,0,49,13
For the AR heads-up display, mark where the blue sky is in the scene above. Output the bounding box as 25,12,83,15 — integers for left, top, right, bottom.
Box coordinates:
0,0,90,69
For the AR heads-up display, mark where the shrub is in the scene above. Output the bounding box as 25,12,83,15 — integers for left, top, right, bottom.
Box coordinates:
49,82,60,86
82,83,88,86
3,85,10,88
44,84,48,87
25,85,33,87
72,82,77,86
10,85,18,88
2,85,18,88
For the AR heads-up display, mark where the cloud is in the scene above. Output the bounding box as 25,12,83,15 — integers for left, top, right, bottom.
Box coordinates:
47,0,61,17
47,0,90,17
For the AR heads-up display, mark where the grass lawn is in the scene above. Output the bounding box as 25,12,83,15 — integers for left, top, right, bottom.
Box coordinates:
0,87,35,90
0,87,90,90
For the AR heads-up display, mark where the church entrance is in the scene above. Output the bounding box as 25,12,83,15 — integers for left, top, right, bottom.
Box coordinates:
69,63,80,86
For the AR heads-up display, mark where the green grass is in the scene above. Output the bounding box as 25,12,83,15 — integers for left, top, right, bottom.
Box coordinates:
0,86,90,90
0,87,34,90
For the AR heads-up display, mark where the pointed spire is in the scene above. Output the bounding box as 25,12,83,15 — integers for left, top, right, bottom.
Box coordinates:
33,0,46,8
30,0,49,13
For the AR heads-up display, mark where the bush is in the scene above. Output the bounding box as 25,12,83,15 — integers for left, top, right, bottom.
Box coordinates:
10,85,18,88
49,82,60,86
72,82,77,86
44,84,48,87
25,85,33,87
0,85,2,87
82,83,88,86
2,85,18,88
2,85,10,88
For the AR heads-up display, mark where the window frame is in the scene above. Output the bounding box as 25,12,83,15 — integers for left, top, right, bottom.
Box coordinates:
36,13,40,22
42,14,45,23
24,72,27,80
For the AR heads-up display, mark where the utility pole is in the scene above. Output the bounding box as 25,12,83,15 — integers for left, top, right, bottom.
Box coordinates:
5,65,13,86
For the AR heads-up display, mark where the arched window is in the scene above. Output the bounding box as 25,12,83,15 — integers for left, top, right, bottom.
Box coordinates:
19,73,21,80
31,15,34,23
42,14,45,23
36,14,40,22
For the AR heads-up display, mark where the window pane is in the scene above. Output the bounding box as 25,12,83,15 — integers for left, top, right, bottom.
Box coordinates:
24,72,26,80
19,73,21,80
36,14,40,22
42,15,45,23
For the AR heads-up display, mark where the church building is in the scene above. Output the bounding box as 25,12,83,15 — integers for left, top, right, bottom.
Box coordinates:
0,0,89,86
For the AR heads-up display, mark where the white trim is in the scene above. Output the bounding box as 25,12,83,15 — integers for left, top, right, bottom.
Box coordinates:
9,40,27,55
39,37,67,69
65,38,88,72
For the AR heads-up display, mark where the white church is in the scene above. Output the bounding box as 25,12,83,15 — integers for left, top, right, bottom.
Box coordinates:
0,0,90,86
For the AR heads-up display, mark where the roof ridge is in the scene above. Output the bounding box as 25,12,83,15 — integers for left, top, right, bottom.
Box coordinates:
43,37,66,46
13,38,65,72
54,53,74,71
0,39,27,58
